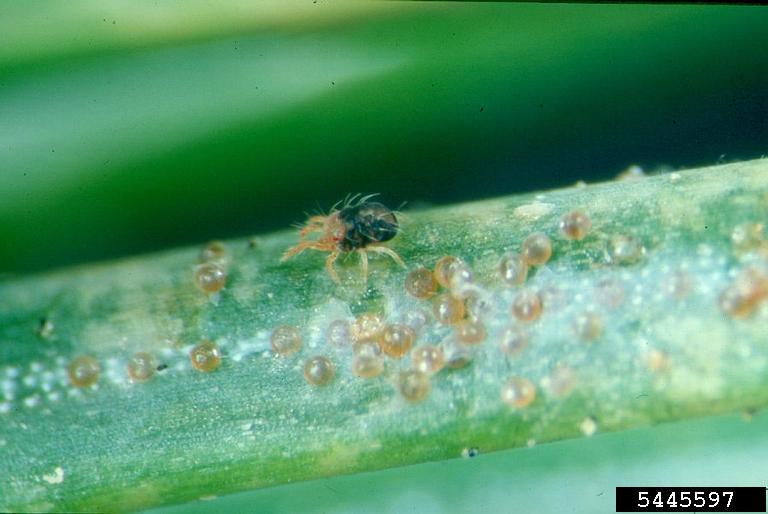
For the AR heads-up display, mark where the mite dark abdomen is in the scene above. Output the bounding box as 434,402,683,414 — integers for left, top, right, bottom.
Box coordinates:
339,201,399,251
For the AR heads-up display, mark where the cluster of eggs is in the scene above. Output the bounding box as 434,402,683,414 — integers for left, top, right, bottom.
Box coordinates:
14,208,765,426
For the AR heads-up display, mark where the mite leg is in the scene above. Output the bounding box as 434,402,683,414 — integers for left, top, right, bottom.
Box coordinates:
368,245,406,268
325,250,342,284
358,249,369,282
299,216,327,237
281,241,330,262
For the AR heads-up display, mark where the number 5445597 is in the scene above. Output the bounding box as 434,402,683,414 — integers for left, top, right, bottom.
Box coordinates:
637,490,733,509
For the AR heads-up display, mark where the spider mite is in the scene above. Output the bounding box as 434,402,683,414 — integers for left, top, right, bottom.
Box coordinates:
281,194,406,283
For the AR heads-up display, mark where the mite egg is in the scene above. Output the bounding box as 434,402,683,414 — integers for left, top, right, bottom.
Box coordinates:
434,256,461,288
731,222,765,252
447,261,475,299
522,233,552,266
607,234,643,265
559,210,592,241
432,293,466,325
499,326,528,356
271,325,303,356
544,365,576,397
127,352,157,383
379,324,416,358
573,312,603,342
411,345,445,375
397,370,431,403
352,342,385,378
68,355,100,388
539,283,567,311
403,309,429,332
455,319,486,345
327,319,352,348
199,240,228,265
579,416,598,436
444,342,472,369
663,269,693,301
303,356,335,386
500,377,536,408
352,313,385,342
718,267,768,318
594,278,625,308
616,164,645,181
404,267,438,299
646,349,670,373
189,341,222,372
499,252,528,286
466,291,495,321
511,289,542,323
194,262,227,293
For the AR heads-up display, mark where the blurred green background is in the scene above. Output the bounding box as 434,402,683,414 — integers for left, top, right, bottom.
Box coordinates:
1,2,766,274
2,3,767,513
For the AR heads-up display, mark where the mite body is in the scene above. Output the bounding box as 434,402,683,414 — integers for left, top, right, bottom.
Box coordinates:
281,195,405,283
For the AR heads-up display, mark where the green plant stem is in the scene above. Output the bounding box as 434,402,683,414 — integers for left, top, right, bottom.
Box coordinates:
2,159,768,512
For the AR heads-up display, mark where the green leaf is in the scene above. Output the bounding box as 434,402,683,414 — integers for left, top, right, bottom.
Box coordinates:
2,159,767,512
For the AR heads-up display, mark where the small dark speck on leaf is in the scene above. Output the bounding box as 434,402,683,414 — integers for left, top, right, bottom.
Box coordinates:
37,317,54,338
742,408,757,422
479,106,484,112
462,447,480,458
157,363,168,372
